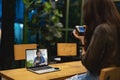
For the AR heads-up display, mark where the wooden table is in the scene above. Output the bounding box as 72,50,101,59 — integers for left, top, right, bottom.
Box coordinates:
0,61,87,80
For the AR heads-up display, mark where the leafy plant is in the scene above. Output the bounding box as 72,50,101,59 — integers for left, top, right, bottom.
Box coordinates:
26,60,34,67
23,0,63,46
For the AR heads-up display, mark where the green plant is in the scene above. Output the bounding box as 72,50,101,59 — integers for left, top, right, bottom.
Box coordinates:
26,60,34,67
23,0,63,46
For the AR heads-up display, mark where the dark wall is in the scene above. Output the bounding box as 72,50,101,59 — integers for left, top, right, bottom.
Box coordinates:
0,0,15,70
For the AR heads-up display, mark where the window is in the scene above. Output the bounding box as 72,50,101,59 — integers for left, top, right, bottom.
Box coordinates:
14,0,49,44
115,1,120,13
55,0,82,42
0,0,2,19
14,0,24,44
0,0,2,44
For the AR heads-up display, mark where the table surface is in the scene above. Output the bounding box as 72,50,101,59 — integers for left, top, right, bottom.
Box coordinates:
0,61,87,80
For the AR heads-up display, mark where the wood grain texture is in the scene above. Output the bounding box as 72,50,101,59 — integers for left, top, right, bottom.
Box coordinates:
100,67,120,80
14,44,37,60
0,61,87,80
57,43,77,56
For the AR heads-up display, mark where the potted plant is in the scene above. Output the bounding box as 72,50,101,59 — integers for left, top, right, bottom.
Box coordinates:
23,0,63,48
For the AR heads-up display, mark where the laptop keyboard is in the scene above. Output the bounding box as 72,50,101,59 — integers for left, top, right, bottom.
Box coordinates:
30,66,53,71
34,68,56,74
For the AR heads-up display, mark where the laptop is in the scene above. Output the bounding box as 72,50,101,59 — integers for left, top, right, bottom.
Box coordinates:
25,48,60,74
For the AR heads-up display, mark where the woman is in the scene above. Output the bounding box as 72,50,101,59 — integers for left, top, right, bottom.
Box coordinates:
67,0,120,80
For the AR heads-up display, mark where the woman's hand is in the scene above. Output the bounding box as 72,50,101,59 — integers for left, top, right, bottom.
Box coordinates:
72,29,85,45
72,29,86,55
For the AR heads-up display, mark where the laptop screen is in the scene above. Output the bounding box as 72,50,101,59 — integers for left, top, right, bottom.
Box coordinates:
25,49,48,68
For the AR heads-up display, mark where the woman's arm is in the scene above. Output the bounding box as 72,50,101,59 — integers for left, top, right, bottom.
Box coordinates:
82,25,108,74
72,29,85,55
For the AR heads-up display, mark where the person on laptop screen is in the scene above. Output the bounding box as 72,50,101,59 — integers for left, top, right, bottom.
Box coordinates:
34,50,45,66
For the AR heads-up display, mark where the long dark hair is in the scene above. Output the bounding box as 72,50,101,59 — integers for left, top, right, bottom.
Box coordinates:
83,0,120,50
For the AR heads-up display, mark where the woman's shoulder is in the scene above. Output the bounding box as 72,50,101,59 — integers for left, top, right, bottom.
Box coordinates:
95,23,113,34
96,23,110,30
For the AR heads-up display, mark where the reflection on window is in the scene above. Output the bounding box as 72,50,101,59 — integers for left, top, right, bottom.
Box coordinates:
14,0,49,44
15,0,24,22
0,0,2,44
14,23,23,44
0,0,2,19
69,0,82,28
0,22,1,44
14,0,24,44
56,0,66,27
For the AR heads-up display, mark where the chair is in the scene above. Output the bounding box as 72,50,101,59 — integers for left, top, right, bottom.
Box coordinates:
14,44,37,60
99,67,120,80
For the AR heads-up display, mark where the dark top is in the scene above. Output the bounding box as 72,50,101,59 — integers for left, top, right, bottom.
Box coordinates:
82,24,120,75
34,56,45,66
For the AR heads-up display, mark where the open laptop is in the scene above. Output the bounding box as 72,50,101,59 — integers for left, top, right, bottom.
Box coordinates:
25,48,60,74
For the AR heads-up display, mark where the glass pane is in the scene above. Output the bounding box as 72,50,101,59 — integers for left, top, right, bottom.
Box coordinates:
115,1,120,13
14,23,23,44
0,0,2,18
0,0,2,44
15,0,24,22
55,0,66,28
69,0,82,28
14,0,24,44
0,22,1,44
